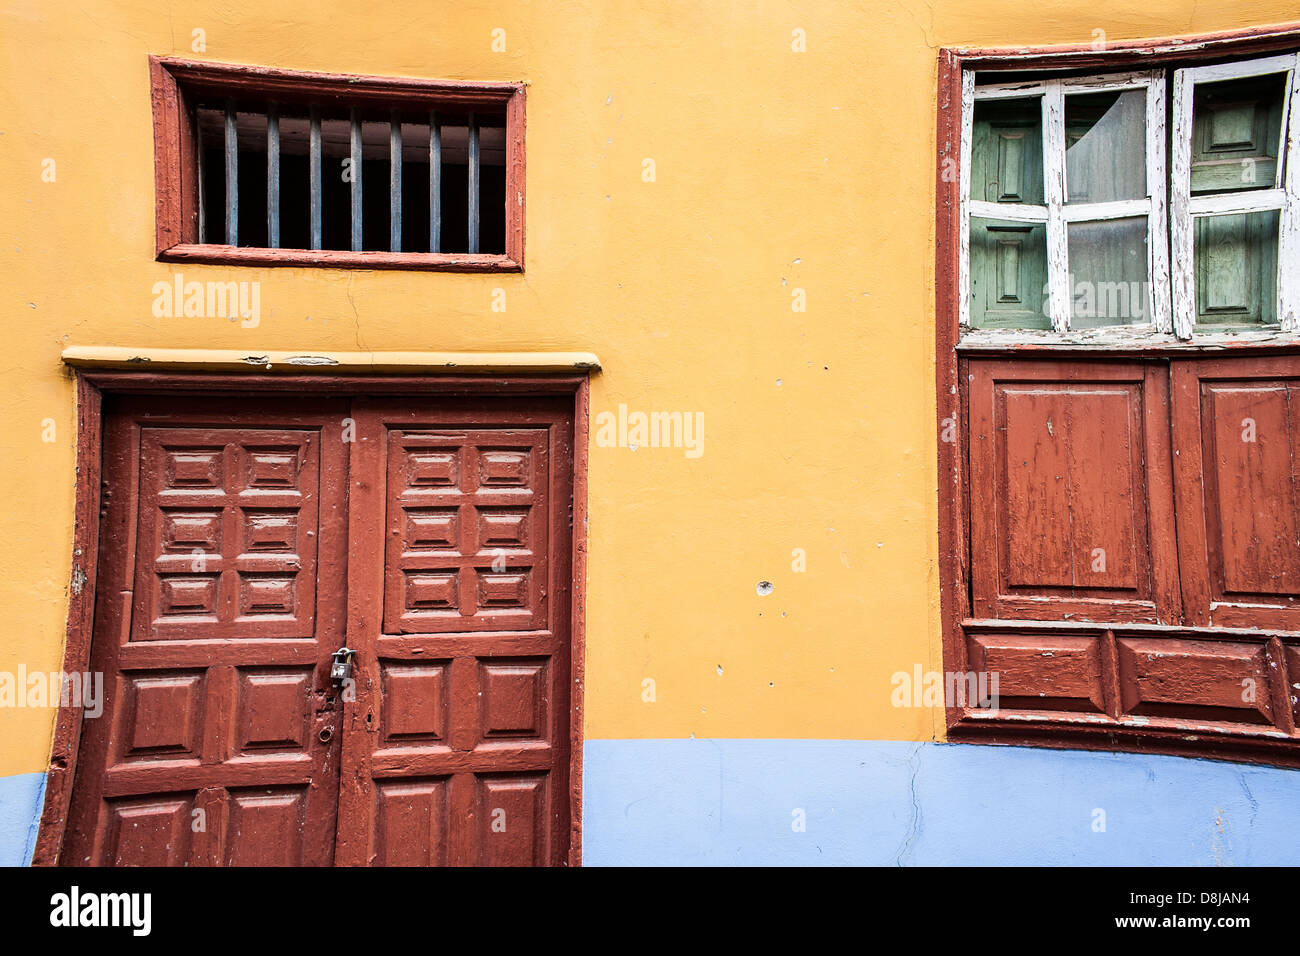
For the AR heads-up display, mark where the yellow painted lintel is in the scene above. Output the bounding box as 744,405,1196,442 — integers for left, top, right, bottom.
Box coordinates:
60,347,601,374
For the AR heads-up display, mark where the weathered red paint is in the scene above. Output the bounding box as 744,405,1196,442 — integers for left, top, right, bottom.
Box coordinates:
63,397,352,865
967,359,1180,625
1171,356,1300,632
334,398,574,866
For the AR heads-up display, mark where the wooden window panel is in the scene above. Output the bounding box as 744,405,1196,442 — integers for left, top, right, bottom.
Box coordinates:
967,358,1181,624
1171,354,1300,630
958,622,1294,743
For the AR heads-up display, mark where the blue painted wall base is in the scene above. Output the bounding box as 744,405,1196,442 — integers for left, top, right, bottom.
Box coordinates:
0,772,44,866
3,741,1297,865
582,740,1300,866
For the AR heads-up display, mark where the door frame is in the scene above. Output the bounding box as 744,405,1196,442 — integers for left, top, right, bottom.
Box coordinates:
32,368,591,866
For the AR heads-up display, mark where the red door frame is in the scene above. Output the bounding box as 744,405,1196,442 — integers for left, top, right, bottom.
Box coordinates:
32,368,590,866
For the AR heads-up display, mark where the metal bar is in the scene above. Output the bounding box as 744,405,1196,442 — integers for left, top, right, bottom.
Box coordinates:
309,107,322,250
224,100,238,246
467,111,480,254
267,104,280,248
350,107,363,252
429,110,441,253
196,115,205,242
390,110,402,252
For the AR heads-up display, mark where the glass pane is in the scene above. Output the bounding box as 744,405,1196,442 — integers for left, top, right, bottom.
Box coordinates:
972,97,1044,205
969,217,1049,329
1191,74,1286,194
1067,217,1149,328
1193,210,1280,327
1065,90,1147,203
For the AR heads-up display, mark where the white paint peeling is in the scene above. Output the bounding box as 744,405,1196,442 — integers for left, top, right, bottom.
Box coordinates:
958,68,974,332
1043,81,1070,332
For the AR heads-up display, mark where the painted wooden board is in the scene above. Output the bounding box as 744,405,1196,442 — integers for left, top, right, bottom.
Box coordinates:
967,358,1180,624
1171,355,1300,630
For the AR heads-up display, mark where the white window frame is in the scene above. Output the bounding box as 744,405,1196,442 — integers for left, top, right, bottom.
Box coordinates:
1170,52,1300,336
961,70,1170,334
961,53,1300,341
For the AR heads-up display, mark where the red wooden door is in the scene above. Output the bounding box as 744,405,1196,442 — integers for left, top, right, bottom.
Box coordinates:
62,397,351,865
63,393,575,866
334,397,574,866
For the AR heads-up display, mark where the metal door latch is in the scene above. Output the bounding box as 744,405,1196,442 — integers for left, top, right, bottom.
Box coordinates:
330,647,355,685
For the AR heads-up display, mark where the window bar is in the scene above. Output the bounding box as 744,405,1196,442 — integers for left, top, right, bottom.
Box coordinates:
390,110,402,252
224,100,238,246
468,111,480,254
350,107,363,252
309,107,322,250
429,110,442,253
196,115,205,243
267,104,280,248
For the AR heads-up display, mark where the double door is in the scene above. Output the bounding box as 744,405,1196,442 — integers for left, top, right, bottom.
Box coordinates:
62,393,574,866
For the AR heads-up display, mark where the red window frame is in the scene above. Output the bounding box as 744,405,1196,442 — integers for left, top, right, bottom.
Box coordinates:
936,22,1300,768
149,57,526,271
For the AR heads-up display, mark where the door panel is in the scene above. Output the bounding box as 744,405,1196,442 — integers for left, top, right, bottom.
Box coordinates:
62,398,351,866
382,427,550,634
336,398,573,866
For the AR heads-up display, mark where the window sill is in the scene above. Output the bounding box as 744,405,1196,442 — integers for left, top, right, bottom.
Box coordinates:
158,243,521,273
956,325,1300,354
947,719,1300,769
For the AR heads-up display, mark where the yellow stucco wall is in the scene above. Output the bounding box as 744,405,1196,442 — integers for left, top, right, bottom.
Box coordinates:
2,0,1297,778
